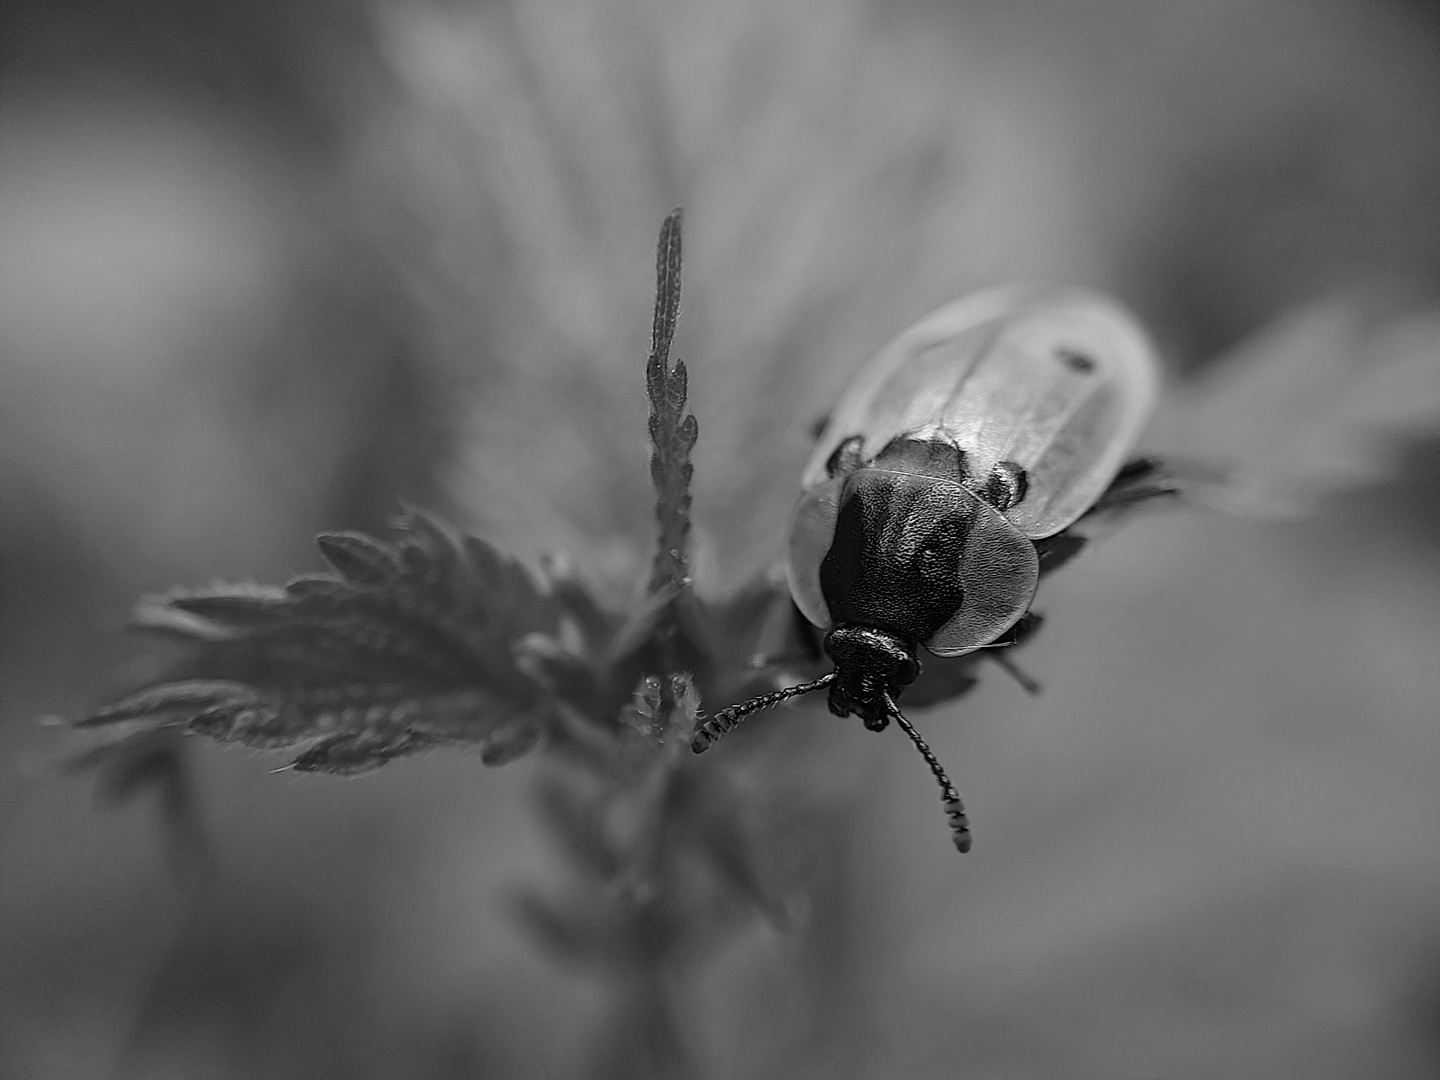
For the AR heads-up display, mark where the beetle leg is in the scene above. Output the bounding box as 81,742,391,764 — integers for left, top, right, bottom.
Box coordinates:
1037,457,1180,576
1034,532,1087,576
984,612,1045,693
990,650,1042,695
1110,455,1163,486
808,411,832,441
1087,456,1181,516
1091,480,1182,516
989,610,1045,648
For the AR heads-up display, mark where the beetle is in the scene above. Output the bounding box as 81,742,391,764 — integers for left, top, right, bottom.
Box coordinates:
691,285,1172,853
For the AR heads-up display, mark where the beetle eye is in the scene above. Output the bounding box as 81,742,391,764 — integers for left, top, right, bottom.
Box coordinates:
824,435,866,478
894,653,920,686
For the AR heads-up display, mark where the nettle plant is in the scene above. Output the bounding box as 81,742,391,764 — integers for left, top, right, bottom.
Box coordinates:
70,207,1162,834
64,210,1440,1072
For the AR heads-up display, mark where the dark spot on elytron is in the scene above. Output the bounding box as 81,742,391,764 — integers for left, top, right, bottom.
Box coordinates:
1057,347,1096,374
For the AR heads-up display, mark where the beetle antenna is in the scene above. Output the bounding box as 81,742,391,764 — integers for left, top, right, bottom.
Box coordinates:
882,693,973,854
692,672,836,754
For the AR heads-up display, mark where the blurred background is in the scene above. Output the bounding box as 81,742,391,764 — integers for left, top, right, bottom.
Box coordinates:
3,0,1439,1077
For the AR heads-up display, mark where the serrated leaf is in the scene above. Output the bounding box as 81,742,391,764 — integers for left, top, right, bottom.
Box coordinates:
163,585,291,626
283,574,351,598
478,718,543,765
73,512,559,775
76,680,262,727
315,532,404,585
393,506,463,587
242,687,533,750
645,208,698,598
288,728,436,775
1157,298,1440,518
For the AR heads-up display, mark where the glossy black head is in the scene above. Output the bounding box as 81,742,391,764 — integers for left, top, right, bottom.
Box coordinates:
823,624,919,730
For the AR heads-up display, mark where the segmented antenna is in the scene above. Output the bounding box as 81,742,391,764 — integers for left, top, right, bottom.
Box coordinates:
882,693,973,854
691,672,837,754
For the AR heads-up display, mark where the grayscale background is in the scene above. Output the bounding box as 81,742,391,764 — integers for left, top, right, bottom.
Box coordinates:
3,2,1439,1077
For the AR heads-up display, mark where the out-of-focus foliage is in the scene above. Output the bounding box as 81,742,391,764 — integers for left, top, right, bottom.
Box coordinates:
5,1,1440,1079
644,209,697,598
1158,298,1440,518
61,215,878,1077
77,511,558,775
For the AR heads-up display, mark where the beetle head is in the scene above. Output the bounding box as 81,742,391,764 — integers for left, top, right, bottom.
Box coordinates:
823,625,919,730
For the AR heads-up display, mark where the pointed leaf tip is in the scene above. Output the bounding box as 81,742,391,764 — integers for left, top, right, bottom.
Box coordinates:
315,532,402,586
652,208,683,361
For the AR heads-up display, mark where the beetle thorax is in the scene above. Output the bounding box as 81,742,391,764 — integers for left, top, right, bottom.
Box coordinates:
823,625,919,730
